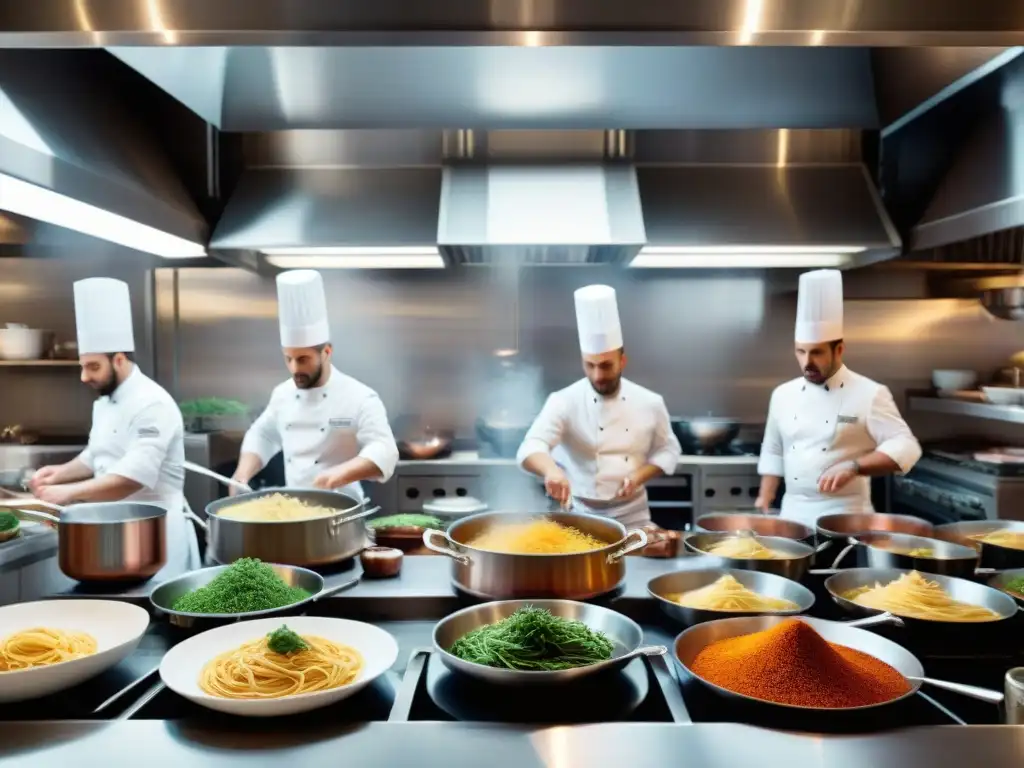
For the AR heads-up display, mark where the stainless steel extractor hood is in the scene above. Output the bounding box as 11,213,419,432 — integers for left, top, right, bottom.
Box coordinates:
437,164,646,266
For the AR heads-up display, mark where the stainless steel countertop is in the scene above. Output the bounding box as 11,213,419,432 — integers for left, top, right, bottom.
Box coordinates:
3,721,1023,767
0,523,57,571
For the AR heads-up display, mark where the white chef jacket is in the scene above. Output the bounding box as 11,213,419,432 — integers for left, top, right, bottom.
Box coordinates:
758,365,922,526
240,366,399,499
516,378,681,527
77,366,199,582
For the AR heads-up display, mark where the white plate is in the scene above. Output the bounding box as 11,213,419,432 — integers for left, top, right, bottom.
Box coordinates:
159,616,399,717
0,600,150,703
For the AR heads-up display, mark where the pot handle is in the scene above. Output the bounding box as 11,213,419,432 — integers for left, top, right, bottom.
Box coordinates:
829,538,859,569
422,529,471,566
313,575,361,602
6,507,61,526
330,505,380,530
183,507,208,532
607,529,649,564
910,676,1004,705
844,611,905,629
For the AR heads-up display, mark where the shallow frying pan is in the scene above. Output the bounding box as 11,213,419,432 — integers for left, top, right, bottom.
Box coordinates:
936,520,1024,570
827,532,982,578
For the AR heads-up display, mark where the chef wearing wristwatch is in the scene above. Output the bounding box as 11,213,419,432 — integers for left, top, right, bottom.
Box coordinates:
754,270,922,527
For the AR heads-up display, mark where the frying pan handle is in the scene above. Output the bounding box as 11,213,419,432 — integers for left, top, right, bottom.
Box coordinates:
421,529,471,566
313,575,361,601
608,529,649,563
829,539,859,569
912,677,1005,705
844,612,905,629
331,505,379,530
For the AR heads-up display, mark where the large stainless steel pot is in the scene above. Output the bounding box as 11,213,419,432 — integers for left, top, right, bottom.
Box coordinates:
201,489,377,566
422,510,648,599
8,501,166,581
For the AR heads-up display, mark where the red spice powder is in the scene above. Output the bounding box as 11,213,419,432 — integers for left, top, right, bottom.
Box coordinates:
690,619,911,708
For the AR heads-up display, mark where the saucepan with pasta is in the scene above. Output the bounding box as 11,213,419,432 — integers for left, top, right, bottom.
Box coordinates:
0,599,149,703
158,616,399,717
824,567,1019,631
683,532,828,581
827,532,981,578
936,521,1024,570
200,489,380,567
648,568,815,626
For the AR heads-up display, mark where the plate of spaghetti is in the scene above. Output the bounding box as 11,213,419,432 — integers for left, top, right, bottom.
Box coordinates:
159,617,399,716
0,599,149,703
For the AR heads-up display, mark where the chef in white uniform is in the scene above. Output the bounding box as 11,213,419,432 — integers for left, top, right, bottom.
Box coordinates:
516,285,682,532
755,270,922,526
29,277,199,580
232,270,398,498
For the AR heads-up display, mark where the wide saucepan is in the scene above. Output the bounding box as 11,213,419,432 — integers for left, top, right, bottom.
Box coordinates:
422,510,648,600
695,513,814,544
816,513,934,543
673,615,1004,715
432,599,665,686
2,499,166,581
202,489,377,566
648,568,815,626
683,532,825,581
828,532,981,578
935,520,1024,570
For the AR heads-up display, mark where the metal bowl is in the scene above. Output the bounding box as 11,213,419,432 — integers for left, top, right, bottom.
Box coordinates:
831,532,981,577
824,567,1018,626
149,563,359,629
936,520,1024,570
671,417,740,452
648,568,815,626
695,513,814,544
816,513,934,541
683,532,822,580
432,599,663,686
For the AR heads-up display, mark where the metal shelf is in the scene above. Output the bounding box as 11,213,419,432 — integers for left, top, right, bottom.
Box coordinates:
908,396,1024,425
0,360,78,367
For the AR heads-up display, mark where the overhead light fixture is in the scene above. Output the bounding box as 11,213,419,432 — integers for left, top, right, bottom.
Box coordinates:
261,246,444,270
0,173,206,259
630,245,865,269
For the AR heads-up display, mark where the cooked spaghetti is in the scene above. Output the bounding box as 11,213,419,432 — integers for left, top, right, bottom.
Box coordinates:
968,530,1024,551
703,536,789,560
216,493,336,522
199,625,364,699
467,519,607,554
0,628,97,672
665,574,799,612
844,571,1002,623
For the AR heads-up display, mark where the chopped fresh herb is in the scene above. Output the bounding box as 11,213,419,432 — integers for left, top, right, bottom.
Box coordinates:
367,514,444,530
0,512,18,532
1003,576,1024,596
267,625,309,654
448,606,615,671
171,558,311,614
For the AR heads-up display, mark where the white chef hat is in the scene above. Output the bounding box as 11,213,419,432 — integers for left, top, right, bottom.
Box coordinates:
73,278,135,354
795,269,844,343
574,284,623,354
276,270,330,348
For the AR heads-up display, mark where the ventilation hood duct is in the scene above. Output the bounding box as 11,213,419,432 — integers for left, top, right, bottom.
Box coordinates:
437,164,646,266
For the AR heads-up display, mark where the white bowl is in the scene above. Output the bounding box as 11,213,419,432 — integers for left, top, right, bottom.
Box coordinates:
159,616,399,717
983,386,1024,406
932,369,977,392
0,600,150,703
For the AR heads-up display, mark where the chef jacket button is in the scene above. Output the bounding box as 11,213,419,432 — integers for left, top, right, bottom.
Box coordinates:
320,427,325,432
322,393,327,399
295,394,300,400
840,383,844,388
599,427,604,431
314,460,319,464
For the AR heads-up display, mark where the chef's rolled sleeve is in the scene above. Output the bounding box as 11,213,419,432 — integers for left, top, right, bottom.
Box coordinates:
355,395,399,482
758,389,785,477
647,397,681,476
868,386,922,474
240,398,282,464
105,403,178,490
77,445,95,471
516,394,567,466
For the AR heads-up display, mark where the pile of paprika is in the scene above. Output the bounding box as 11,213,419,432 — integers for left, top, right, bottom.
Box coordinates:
690,619,911,708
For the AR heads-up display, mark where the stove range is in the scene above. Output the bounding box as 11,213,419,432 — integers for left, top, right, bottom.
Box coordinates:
924,444,1024,478
680,441,760,458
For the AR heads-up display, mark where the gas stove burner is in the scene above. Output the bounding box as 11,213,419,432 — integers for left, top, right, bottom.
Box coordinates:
425,655,649,723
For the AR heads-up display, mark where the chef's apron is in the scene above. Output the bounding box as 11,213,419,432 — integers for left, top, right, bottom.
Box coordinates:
158,500,200,580
780,482,874,528
572,490,651,528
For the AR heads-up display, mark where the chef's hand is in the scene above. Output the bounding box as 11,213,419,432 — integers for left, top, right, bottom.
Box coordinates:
639,524,680,558
754,495,778,515
312,466,349,491
36,484,75,507
615,472,640,499
818,461,858,494
228,474,249,497
543,469,572,507
28,465,60,493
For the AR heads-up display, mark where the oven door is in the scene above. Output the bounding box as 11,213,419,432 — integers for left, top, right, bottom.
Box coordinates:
890,473,990,526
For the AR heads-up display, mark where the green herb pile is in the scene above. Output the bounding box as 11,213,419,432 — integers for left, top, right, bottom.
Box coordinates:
0,512,19,532
171,558,311,614
448,606,615,671
1003,576,1024,596
179,397,248,418
367,514,444,530
266,625,309,654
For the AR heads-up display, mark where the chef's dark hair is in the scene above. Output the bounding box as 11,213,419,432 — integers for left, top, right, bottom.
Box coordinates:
105,351,135,363
829,340,843,351
312,343,329,353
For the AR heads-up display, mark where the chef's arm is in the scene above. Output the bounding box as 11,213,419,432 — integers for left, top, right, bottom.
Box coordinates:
863,386,923,475
317,395,399,490
35,457,94,486
57,474,144,503
643,397,682,482
233,452,265,485
516,394,567,479
235,399,282,484
756,390,785,510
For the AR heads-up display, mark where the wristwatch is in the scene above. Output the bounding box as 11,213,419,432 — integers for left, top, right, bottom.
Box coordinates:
850,459,862,476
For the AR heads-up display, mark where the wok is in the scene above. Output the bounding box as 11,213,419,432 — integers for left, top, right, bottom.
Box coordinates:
1,499,166,581
683,532,826,581
432,598,666,686
695,513,814,544
828,532,981,578
671,416,739,452
673,615,1004,715
824,567,1019,629
393,416,454,460
149,564,360,630
647,568,814,626
936,520,1024,570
